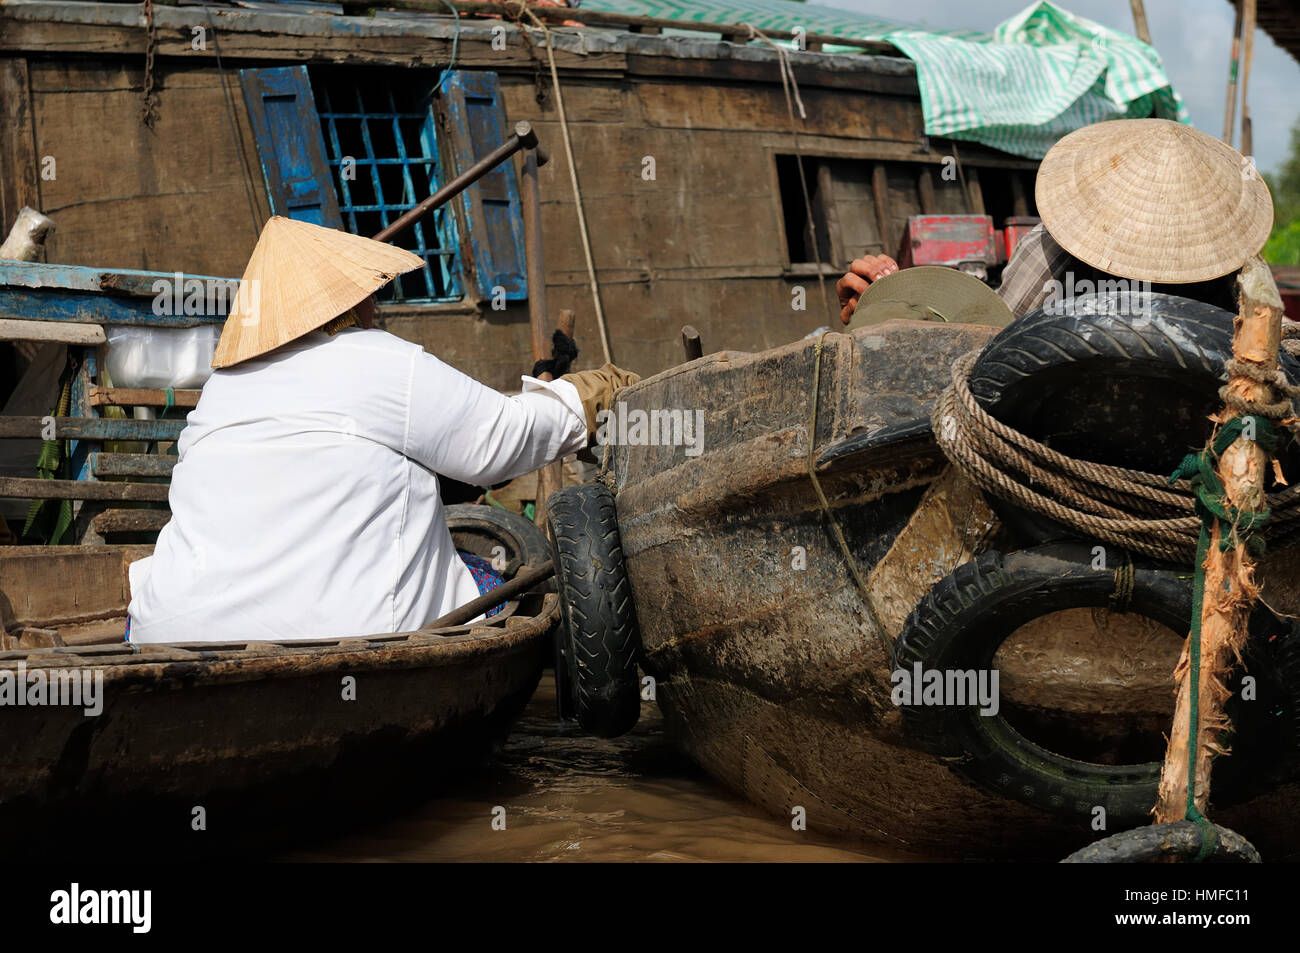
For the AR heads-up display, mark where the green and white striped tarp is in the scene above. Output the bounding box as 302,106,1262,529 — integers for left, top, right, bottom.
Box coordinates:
582,0,1188,159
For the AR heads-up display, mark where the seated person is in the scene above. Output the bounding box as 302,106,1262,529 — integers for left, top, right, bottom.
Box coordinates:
836,119,1268,325
127,217,635,643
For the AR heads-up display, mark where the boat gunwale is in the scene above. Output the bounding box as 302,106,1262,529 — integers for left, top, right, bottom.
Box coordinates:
0,593,560,681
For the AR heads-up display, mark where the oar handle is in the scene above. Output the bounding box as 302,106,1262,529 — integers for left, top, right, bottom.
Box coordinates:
372,121,543,244
424,559,555,630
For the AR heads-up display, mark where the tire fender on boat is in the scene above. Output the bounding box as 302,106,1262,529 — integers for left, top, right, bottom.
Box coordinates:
894,542,1300,829
545,481,642,738
967,292,1300,545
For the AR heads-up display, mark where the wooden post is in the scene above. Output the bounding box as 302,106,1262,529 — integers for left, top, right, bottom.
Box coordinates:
870,163,891,258
1223,0,1244,144
1154,257,1284,822
534,308,576,527
1009,173,1029,219
681,325,703,361
519,145,559,528
965,167,986,217
520,147,549,368
1240,0,1257,160
1129,0,1152,44
917,167,936,215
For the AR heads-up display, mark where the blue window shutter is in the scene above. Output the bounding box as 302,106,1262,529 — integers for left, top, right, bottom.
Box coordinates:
438,71,527,301
239,66,342,228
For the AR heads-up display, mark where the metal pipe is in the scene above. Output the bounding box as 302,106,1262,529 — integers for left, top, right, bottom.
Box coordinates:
371,120,539,243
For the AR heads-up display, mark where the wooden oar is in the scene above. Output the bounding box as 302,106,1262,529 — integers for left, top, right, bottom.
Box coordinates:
371,121,541,244
425,559,554,630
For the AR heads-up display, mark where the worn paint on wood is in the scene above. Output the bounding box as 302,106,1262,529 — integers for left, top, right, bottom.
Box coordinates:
0,416,187,441
439,71,526,301
239,66,342,227
604,320,1300,857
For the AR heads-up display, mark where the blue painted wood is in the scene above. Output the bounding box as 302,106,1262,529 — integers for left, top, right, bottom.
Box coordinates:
239,65,343,227
0,260,238,297
0,288,226,327
0,417,187,441
439,71,527,301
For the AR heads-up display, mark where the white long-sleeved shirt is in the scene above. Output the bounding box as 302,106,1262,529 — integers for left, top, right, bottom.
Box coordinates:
126,328,587,644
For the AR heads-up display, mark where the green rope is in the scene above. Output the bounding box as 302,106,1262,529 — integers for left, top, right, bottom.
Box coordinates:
1166,413,1277,861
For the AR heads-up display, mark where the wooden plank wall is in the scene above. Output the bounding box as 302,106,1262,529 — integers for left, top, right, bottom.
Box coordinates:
23,60,271,277
6,52,1027,389
0,57,42,249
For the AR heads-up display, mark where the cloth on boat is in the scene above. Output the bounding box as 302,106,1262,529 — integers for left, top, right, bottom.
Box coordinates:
126,327,587,644
995,222,1079,318
581,0,1185,159
459,551,506,618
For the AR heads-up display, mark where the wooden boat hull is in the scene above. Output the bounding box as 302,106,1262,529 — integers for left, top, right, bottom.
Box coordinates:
0,545,553,851
607,321,1300,859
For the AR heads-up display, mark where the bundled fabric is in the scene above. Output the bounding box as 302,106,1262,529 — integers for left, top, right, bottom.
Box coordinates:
583,0,1186,159
888,2,1187,158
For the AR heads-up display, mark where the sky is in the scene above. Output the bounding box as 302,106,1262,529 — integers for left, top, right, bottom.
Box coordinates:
832,0,1300,175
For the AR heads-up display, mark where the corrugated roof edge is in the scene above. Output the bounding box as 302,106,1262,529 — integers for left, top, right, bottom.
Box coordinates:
0,0,918,74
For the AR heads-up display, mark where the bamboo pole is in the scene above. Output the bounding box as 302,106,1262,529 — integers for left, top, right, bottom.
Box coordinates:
1223,0,1244,144
1154,257,1285,822
1240,0,1257,160
1129,0,1152,44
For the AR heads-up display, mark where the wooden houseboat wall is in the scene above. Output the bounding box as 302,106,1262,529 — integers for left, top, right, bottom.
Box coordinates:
0,0,1040,389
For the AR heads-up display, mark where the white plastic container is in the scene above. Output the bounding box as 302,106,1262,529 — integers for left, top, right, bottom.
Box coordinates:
104,325,220,389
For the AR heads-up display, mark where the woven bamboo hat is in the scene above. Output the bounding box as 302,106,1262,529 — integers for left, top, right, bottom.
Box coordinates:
847,265,1014,330
212,216,423,368
1035,119,1273,284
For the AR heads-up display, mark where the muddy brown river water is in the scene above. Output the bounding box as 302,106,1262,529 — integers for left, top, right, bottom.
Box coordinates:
285,673,916,862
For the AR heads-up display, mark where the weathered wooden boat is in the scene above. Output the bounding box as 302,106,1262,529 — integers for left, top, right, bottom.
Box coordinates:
585,309,1300,860
0,507,554,853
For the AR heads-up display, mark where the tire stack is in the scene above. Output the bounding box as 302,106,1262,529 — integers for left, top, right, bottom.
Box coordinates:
895,292,1300,831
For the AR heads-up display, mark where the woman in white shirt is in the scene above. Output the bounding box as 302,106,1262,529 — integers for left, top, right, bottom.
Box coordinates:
127,217,635,644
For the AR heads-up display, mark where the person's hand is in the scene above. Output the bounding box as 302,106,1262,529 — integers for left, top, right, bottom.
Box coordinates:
836,255,899,325
560,363,642,435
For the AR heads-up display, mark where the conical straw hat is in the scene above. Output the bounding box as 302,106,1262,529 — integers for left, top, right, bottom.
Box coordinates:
1035,119,1273,284
847,265,1014,330
212,217,423,368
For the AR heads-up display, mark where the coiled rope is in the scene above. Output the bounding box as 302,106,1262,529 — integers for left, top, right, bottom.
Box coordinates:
933,349,1300,564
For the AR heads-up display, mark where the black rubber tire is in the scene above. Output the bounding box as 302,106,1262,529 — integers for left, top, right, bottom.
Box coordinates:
444,503,551,577
1061,822,1261,863
894,542,1297,829
967,292,1300,546
545,482,641,738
